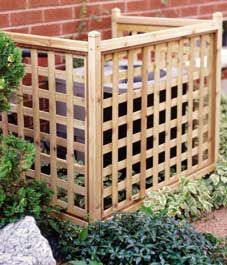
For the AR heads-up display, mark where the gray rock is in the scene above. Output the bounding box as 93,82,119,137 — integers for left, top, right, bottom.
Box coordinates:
0,216,56,265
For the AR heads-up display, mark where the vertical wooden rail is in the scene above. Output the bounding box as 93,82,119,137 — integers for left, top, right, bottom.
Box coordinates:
66,54,74,213
1,113,8,136
31,49,41,180
17,80,25,179
207,35,214,163
17,81,24,138
153,45,161,190
112,8,121,38
212,12,223,164
176,40,183,175
112,53,119,211
141,47,149,197
83,56,88,213
198,36,206,165
165,43,172,183
48,52,57,203
187,37,195,172
88,31,102,221
126,50,134,201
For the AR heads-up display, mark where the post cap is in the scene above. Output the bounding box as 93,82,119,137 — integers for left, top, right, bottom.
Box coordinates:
88,31,101,38
213,12,223,22
112,8,121,17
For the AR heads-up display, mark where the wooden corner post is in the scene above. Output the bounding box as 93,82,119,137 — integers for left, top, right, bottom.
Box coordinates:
212,12,223,164
88,31,102,221
112,8,121,38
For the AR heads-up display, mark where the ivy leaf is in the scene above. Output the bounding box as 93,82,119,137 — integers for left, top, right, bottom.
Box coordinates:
210,174,220,186
79,228,88,241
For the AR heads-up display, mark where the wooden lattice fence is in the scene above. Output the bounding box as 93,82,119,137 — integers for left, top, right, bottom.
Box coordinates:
0,9,222,224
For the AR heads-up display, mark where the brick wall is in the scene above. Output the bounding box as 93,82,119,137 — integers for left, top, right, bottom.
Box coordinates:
0,0,226,40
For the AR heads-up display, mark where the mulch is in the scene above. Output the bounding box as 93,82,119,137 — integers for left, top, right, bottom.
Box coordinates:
192,207,227,238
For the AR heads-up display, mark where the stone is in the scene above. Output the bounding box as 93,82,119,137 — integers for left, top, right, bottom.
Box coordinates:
0,216,56,265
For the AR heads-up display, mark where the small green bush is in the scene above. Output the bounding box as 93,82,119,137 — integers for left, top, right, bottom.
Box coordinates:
0,32,24,112
0,33,54,228
0,135,53,228
0,134,35,181
54,212,224,265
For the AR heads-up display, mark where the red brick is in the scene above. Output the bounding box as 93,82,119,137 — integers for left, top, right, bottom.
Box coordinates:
161,8,180,18
61,20,80,35
0,14,9,28
74,6,82,19
180,6,198,17
102,29,111,40
99,2,125,16
168,0,188,6
31,23,61,36
7,27,29,34
89,0,113,2
89,16,111,30
11,10,43,26
29,0,58,8
127,0,150,12
72,32,88,41
186,0,209,5
215,2,227,13
0,0,26,10
44,7,73,22
86,5,101,17
199,4,216,15
60,0,81,4
148,0,166,9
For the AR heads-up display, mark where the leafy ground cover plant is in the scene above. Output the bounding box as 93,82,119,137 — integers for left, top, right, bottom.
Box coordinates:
143,166,227,222
143,176,213,220
58,212,225,265
206,163,227,209
219,96,227,160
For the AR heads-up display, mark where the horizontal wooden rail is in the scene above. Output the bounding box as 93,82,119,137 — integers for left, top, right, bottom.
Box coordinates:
5,31,88,54
102,21,218,52
116,15,209,27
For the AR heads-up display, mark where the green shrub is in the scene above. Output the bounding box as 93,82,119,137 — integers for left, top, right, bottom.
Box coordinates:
0,33,54,228
55,212,224,265
0,135,53,228
0,134,35,182
0,32,24,112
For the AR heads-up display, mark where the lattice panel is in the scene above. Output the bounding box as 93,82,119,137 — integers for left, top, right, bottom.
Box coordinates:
101,33,215,217
0,48,88,220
